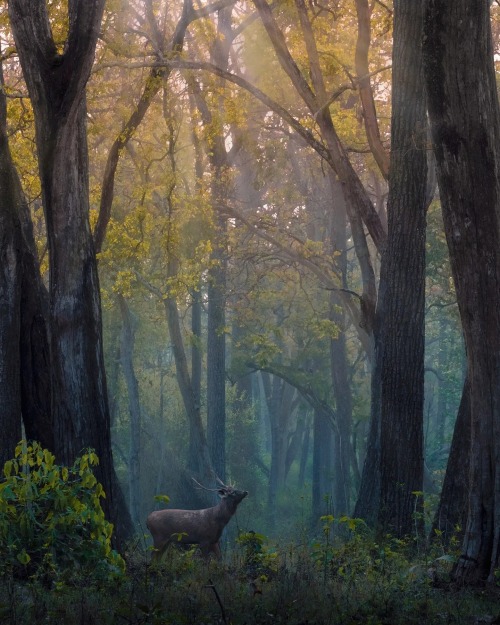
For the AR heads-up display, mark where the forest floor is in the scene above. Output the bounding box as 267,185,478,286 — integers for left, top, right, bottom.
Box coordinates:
2,531,500,625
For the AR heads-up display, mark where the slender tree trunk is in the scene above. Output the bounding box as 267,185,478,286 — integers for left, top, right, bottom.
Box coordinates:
423,0,500,583
285,409,306,481
435,319,449,449
205,6,234,485
312,409,333,521
354,331,382,524
266,379,294,506
164,293,213,481
191,287,202,409
328,175,353,517
354,0,390,179
298,416,311,488
207,214,227,482
261,371,296,524
118,295,141,526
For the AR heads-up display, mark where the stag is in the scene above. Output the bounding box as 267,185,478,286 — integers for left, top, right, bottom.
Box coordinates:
147,479,248,559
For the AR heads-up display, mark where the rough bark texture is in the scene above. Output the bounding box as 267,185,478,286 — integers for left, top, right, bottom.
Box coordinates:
423,0,500,583
377,0,427,537
356,1,427,535
431,377,471,545
9,0,133,547
0,62,52,461
0,65,23,466
18,218,52,451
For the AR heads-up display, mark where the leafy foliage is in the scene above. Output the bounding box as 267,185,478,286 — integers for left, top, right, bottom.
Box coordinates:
0,528,495,625
0,442,125,584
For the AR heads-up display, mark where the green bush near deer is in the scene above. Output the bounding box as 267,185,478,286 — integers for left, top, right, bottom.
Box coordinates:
0,442,124,585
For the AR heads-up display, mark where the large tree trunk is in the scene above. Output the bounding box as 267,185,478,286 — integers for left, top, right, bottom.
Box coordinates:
423,0,500,583
355,1,427,536
18,214,52,451
432,377,471,545
0,65,23,467
9,0,133,547
376,0,427,537
0,62,52,463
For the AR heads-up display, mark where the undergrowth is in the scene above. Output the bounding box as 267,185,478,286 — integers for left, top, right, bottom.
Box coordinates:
2,523,500,624
1,445,499,624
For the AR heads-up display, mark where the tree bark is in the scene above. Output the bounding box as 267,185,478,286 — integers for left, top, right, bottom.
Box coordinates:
423,0,500,583
9,0,133,547
0,62,52,462
0,64,23,467
377,0,427,538
18,215,52,451
431,377,471,545
356,0,427,536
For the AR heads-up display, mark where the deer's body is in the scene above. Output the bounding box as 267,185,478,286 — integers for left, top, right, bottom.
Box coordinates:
147,486,247,559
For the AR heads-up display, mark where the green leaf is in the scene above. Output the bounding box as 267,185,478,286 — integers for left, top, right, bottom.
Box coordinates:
154,494,170,505
3,461,13,478
16,549,31,565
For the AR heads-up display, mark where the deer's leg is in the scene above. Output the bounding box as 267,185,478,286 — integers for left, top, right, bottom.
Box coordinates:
151,541,168,562
200,542,221,559
212,542,222,559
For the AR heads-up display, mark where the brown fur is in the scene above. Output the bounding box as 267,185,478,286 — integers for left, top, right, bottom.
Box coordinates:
147,487,247,559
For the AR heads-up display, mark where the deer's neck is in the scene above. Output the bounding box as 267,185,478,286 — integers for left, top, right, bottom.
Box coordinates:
213,499,236,522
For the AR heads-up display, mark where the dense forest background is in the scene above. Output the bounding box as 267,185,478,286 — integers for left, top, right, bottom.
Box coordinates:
2,1,500,615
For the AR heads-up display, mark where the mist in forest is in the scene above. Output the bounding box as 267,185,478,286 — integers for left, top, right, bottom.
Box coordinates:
2,3,500,616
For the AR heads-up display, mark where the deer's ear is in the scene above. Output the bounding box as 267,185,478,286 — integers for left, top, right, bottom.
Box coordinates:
217,488,226,497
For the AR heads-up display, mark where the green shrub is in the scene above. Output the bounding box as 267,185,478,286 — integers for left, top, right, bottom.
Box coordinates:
0,441,124,584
